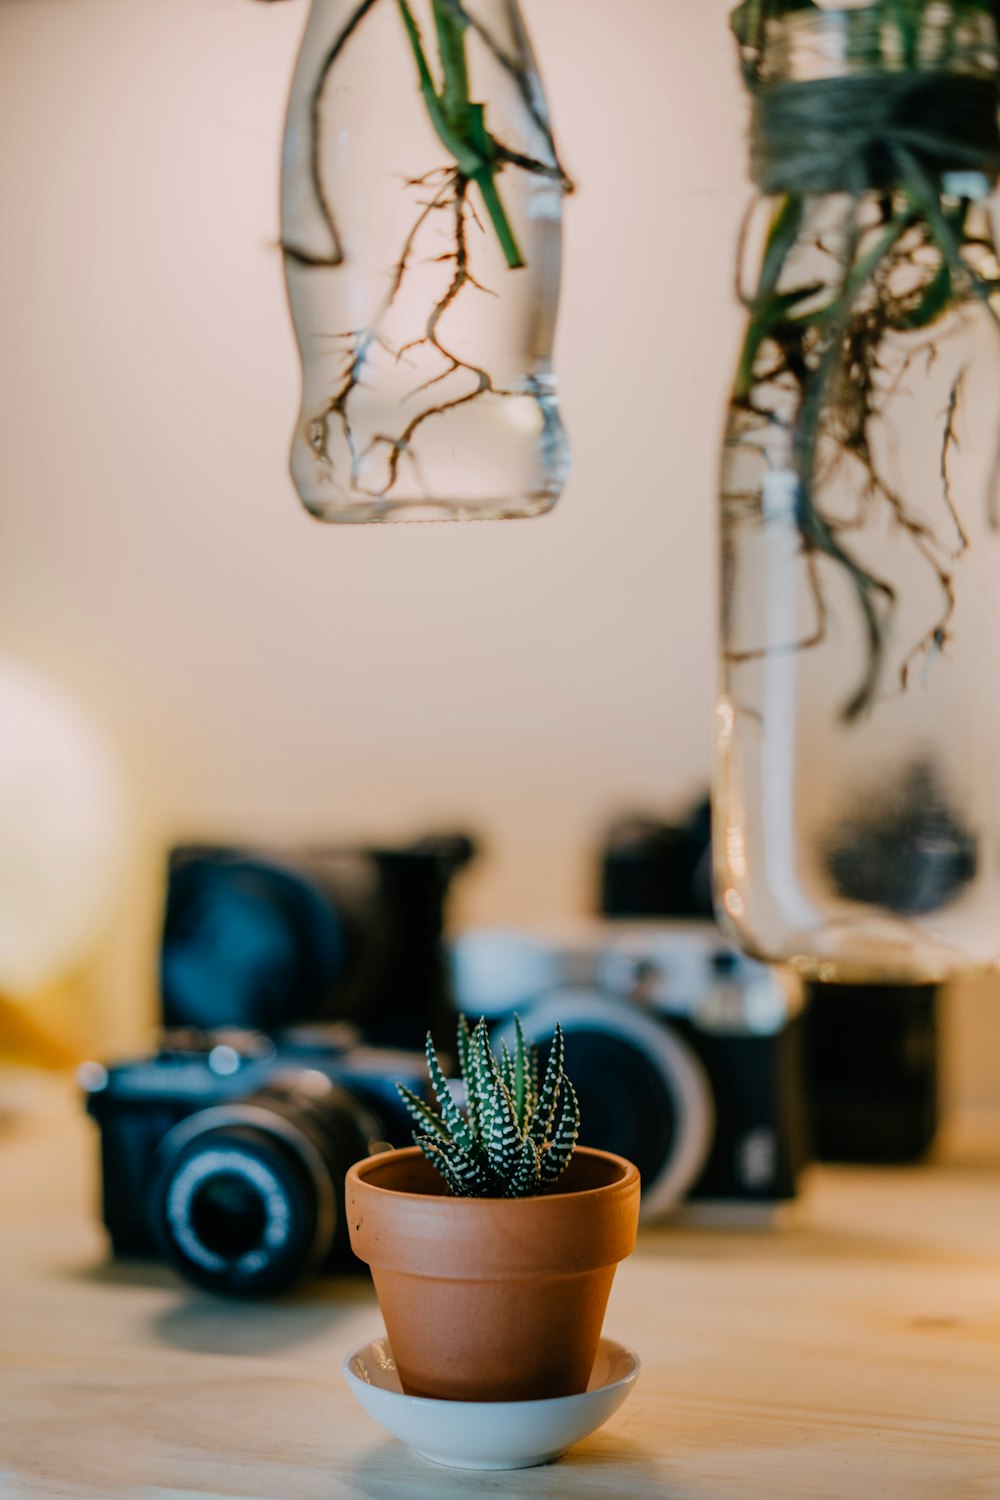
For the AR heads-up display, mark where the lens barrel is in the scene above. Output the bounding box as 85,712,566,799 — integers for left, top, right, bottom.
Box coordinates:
160,854,374,1033
150,1080,379,1296
493,994,715,1220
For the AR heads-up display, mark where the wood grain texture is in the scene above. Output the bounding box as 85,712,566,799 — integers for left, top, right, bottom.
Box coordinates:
1,1080,998,1500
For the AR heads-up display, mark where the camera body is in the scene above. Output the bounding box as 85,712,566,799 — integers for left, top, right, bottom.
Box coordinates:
84,1024,424,1295
598,807,939,1164
599,805,714,920
161,834,475,1050
451,920,809,1219
804,980,938,1162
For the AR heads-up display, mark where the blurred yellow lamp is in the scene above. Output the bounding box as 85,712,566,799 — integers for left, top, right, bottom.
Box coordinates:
0,661,124,1059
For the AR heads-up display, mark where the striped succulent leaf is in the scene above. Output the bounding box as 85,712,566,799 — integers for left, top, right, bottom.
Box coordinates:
396,1083,452,1142
416,1137,494,1197
468,1018,502,1131
397,1015,580,1198
511,1014,532,1132
485,1075,522,1180
529,1023,566,1149
539,1078,580,1186
424,1031,475,1151
528,1035,540,1117
505,1134,541,1197
499,1038,516,1098
455,1015,476,1130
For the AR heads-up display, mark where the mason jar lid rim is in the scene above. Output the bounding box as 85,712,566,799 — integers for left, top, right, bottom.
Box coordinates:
759,5,1000,84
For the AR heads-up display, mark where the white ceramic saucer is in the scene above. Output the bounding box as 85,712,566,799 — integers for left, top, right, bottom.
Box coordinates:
342,1334,640,1470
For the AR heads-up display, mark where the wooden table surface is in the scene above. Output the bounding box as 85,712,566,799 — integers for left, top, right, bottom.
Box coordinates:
1,1079,998,1500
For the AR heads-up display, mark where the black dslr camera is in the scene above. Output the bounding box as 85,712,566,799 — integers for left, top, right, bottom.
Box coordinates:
82,833,473,1296
160,833,475,1049
83,1027,424,1296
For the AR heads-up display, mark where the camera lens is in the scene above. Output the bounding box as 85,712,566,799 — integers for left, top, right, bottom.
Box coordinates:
189,1173,268,1259
150,1078,381,1296
558,1031,682,1185
161,853,376,1033
494,993,715,1220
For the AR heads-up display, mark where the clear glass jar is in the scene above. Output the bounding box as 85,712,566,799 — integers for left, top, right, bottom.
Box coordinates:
716,5,1000,982
280,0,571,522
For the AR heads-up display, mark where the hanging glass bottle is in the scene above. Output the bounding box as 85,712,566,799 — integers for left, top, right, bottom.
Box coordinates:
716,2,1000,982
278,0,572,522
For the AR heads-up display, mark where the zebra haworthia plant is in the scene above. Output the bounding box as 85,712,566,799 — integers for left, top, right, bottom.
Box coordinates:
396,1016,580,1198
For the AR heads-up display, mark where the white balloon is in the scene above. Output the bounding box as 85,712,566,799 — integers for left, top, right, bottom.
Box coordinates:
0,661,125,996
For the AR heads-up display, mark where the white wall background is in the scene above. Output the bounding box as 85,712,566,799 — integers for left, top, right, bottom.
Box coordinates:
0,0,996,1119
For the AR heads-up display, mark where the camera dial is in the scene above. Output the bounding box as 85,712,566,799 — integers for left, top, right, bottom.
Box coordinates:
149,1077,382,1296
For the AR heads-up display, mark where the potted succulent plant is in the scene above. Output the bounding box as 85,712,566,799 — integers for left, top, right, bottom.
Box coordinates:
346,1017,640,1402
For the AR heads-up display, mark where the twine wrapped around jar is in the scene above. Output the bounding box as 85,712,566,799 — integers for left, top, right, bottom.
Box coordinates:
750,71,1000,193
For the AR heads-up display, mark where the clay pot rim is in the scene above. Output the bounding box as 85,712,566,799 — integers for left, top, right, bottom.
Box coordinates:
347,1144,639,1205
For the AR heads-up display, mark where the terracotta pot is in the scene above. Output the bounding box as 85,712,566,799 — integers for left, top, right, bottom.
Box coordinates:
346,1146,640,1403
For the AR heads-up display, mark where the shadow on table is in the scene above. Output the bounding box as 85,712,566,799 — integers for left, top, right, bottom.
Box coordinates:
64,1256,377,1356
71,1256,181,1289
150,1294,355,1356
635,1212,999,1269
338,1433,672,1500
636,1223,938,1265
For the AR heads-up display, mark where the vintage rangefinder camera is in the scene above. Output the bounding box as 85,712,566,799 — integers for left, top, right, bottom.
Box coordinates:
82,1024,423,1296
451,921,809,1220
598,806,940,1164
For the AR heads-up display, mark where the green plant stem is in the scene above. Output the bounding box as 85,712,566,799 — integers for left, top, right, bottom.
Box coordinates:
729,0,1000,719
735,195,807,398
733,184,998,719
396,0,525,269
